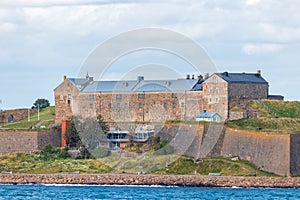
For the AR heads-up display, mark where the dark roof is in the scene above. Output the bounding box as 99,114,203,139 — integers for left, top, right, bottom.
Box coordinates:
216,72,268,84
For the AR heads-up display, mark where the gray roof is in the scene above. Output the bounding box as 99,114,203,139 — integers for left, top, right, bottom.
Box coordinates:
196,111,220,118
81,78,202,93
216,72,268,84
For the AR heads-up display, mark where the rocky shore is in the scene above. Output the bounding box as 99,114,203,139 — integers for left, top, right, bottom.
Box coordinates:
0,174,300,188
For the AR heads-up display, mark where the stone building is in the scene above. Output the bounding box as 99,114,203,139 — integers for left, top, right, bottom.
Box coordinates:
54,70,280,124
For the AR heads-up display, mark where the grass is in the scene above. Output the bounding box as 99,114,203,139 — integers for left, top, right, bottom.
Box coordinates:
0,151,111,174
1,106,55,130
226,118,300,133
0,150,274,176
260,100,300,118
152,155,275,176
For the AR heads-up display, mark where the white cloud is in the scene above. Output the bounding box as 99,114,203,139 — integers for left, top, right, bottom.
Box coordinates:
0,22,17,32
246,0,261,6
242,43,283,55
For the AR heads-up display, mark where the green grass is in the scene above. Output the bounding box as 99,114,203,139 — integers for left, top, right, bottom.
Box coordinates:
0,151,111,174
2,106,55,130
226,118,300,133
260,100,300,118
152,155,275,176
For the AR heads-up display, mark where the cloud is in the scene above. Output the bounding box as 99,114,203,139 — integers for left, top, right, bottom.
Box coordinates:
245,0,261,6
242,43,283,55
0,22,17,32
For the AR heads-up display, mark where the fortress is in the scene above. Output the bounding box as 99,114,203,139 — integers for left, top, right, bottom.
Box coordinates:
54,70,283,123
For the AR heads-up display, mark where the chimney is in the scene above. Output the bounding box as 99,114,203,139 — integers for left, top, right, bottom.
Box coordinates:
197,75,203,80
137,76,144,82
192,74,195,79
64,75,67,81
186,75,190,79
257,70,261,75
205,73,209,79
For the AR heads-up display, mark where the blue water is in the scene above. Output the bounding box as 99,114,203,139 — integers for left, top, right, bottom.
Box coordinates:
0,184,299,200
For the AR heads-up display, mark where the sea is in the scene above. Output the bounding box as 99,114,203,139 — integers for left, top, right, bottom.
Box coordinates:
0,184,299,200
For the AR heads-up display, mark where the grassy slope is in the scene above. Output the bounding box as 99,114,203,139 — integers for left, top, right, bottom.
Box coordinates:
0,151,273,176
227,100,300,133
2,106,55,129
0,152,111,174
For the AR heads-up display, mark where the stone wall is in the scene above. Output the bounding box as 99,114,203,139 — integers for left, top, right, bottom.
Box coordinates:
157,124,294,176
0,129,61,155
0,109,36,123
221,128,291,176
228,82,268,100
290,134,300,175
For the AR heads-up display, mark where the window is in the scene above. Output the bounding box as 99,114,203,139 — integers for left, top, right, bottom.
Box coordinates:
116,94,122,99
139,102,143,109
109,103,112,109
209,89,213,94
117,103,120,109
68,94,72,99
181,102,185,108
124,103,128,108
172,93,177,98
216,98,219,103
138,93,145,99
89,94,94,100
173,102,177,108
67,99,71,105
164,102,167,109
209,98,212,103
90,104,94,109
216,88,219,94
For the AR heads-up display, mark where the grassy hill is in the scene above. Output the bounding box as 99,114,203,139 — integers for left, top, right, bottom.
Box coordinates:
1,106,55,130
227,100,300,133
0,150,272,176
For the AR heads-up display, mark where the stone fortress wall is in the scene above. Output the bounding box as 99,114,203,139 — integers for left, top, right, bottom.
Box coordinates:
0,129,61,155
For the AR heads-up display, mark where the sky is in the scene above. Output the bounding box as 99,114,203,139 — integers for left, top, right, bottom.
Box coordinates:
0,0,300,109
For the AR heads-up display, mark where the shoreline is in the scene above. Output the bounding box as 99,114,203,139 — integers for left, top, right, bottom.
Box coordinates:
0,174,300,188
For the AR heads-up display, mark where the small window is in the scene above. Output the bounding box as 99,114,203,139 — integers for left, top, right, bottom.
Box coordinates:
67,99,71,105
138,93,145,99
89,94,94,100
117,103,120,109
216,88,219,94
68,94,72,100
139,102,143,109
209,98,212,103
216,98,219,103
173,102,177,108
109,103,112,108
209,89,213,94
90,104,94,109
164,102,167,109
181,102,185,108
172,93,177,98
116,94,122,99
124,103,128,108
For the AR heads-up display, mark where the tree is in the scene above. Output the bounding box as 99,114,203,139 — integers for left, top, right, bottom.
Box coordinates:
32,98,50,109
64,117,82,148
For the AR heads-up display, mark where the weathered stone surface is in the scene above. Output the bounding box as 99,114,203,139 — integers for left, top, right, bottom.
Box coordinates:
0,174,299,188
0,129,61,154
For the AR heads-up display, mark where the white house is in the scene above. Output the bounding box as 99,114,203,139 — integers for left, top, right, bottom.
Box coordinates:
195,110,222,123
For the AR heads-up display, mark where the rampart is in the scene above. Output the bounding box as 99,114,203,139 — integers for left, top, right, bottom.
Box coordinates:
0,129,61,155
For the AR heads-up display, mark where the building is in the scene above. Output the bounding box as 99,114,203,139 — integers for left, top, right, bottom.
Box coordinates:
54,70,282,124
195,110,222,123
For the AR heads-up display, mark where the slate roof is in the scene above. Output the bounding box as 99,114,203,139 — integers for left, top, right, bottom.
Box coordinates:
81,78,202,93
195,110,220,118
216,72,268,84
